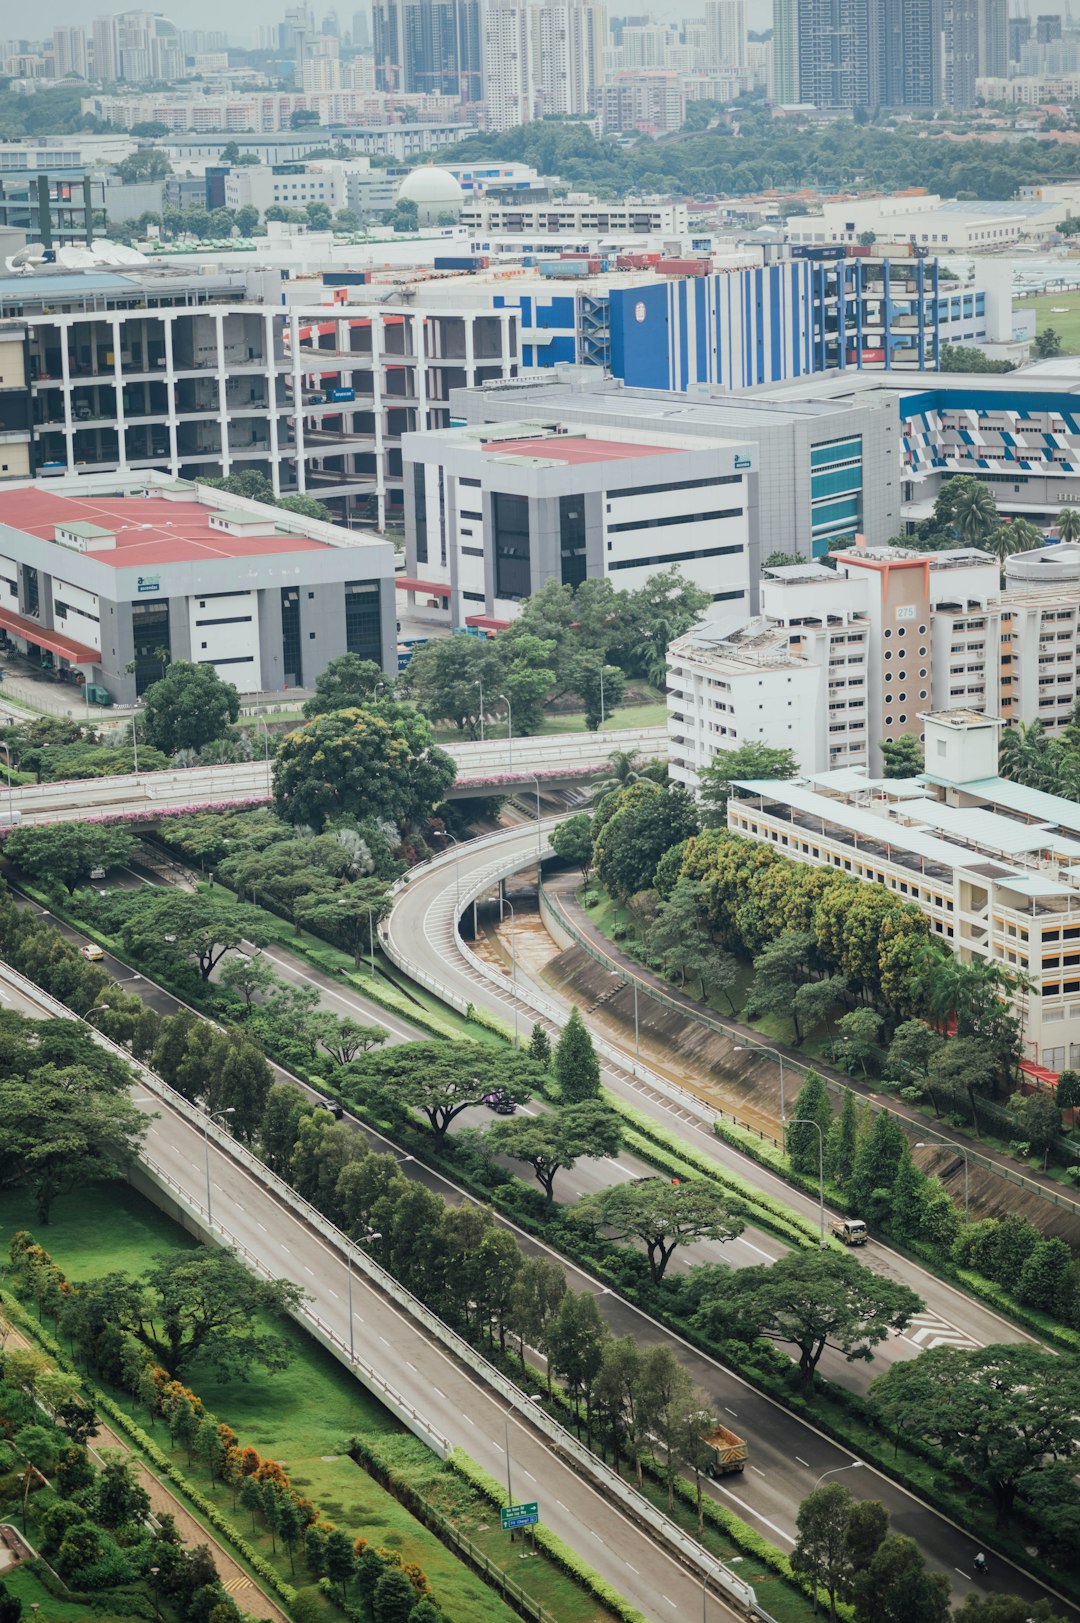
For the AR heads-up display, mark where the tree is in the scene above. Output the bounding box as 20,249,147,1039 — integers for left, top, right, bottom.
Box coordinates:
1007,1089,1061,1162
356,1043,539,1139
848,1108,906,1216
373,1566,416,1623
763,551,805,568
594,785,699,901
277,1492,302,1575
550,813,594,881
648,880,716,998
826,1089,859,1185
1055,1067,1080,1110
871,1343,1080,1522
5,823,137,893
1057,508,1080,545
211,1039,273,1142
218,953,280,1011
547,1290,608,1447
273,706,455,831
851,1535,949,1623
570,654,626,731
1018,1236,1075,1317
787,1070,833,1176
574,1177,744,1282
527,1022,552,1066
294,880,389,969
554,1007,601,1102
883,1019,943,1090
593,748,652,798
142,662,241,755
96,1456,151,1531
302,654,386,718
938,343,1014,375
879,734,923,778
939,474,999,546
481,1103,623,1200
705,1250,922,1386
794,975,847,1041
829,1008,882,1078
745,930,815,1038
1034,327,1063,358
75,1250,304,1379
0,1062,146,1223
122,892,267,981
637,1345,701,1509
791,1482,856,1620
698,743,798,823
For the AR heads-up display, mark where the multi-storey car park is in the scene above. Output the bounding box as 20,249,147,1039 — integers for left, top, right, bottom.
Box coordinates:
727,708,1080,1080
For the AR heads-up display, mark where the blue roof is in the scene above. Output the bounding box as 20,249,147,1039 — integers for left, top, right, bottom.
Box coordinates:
0,272,144,299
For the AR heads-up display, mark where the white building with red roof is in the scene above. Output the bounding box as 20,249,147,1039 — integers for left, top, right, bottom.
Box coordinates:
0,472,395,703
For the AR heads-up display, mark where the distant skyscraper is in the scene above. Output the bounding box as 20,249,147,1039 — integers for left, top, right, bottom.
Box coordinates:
770,0,800,100
351,7,371,47
372,0,480,96
1036,12,1062,42
52,24,89,77
1008,12,1030,61
483,0,533,127
979,0,1007,77
704,0,748,69
530,0,603,113
943,0,979,106
786,0,940,110
92,14,120,81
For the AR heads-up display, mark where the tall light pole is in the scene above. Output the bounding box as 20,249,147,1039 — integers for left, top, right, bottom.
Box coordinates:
84,1003,111,1027
259,716,271,794
814,1460,864,1492
0,740,14,824
475,676,485,742
788,1115,826,1247
498,691,512,774
916,1137,970,1216
348,1229,381,1363
503,894,519,1046
530,774,542,859
202,1107,235,1228
599,663,605,730
734,1042,787,1123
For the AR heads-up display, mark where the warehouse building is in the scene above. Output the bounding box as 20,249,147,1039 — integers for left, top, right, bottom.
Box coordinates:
0,471,396,703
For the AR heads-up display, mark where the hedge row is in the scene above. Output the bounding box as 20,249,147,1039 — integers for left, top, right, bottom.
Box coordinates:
0,1287,299,1613
445,1449,653,1623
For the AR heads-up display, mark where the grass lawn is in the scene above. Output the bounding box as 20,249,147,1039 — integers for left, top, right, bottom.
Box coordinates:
0,1182,616,1623
1015,290,1080,354
433,698,668,744
1,1564,115,1622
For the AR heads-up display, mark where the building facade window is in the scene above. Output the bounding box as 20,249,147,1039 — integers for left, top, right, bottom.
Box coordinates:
344,579,382,667
493,492,530,600
559,494,587,589
280,586,302,687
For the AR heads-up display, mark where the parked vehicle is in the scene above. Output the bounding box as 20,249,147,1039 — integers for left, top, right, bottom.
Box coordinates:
484,1090,516,1115
702,1424,747,1476
831,1218,868,1246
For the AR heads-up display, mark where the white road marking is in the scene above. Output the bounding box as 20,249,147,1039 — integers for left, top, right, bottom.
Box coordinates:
795,1457,810,1468
724,1408,738,1418
716,1484,795,1545
663,1597,677,1609
750,1466,765,1477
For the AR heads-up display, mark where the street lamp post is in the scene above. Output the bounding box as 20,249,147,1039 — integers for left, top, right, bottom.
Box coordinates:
599,664,605,730
530,774,542,859
84,1004,111,1028
788,1115,827,1247
814,1460,864,1492
202,1107,236,1228
503,895,519,1046
367,906,377,980
0,740,13,824
259,716,271,794
734,1042,787,1123
916,1137,970,1216
497,692,513,774
475,676,485,742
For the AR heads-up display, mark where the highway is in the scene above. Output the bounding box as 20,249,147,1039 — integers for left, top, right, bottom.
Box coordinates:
0,955,750,1623
0,728,667,825
386,820,1074,1613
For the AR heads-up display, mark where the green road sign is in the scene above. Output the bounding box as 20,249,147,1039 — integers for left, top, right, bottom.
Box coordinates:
500,1501,539,1530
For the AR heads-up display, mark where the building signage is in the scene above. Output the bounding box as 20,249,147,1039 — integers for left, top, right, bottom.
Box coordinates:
137,575,161,594
634,301,647,324
896,604,916,620
734,454,752,470
500,1502,539,1530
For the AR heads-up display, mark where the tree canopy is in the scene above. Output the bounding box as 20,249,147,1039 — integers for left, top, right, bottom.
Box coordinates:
480,1103,624,1199
141,662,241,755
574,1177,745,1281
272,705,455,831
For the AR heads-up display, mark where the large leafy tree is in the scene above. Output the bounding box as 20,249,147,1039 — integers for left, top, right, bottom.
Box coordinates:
294,880,390,967
121,891,267,981
5,824,137,894
573,1177,744,1281
302,654,385,718
68,1250,303,1379
554,1006,601,1102
480,1103,624,1200
352,1042,541,1139
141,661,241,755
398,634,510,738
272,705,455,831
698,1250,922,1385
550,813,594,880
879,734,923,779
870,1344,1080,1523
698,743,799,824
851,1535,949,1623
594,783,699,901
0,1061,147,1223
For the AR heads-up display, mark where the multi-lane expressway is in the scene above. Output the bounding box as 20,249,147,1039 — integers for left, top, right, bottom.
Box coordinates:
0,728,666,825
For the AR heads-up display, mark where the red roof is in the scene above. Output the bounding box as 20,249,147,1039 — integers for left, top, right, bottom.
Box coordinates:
0,489,330,569
0,604,99,663
486,436,680,466
465,614,510,632
396,575,450,596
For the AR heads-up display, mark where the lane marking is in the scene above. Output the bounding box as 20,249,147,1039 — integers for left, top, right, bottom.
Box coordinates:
795,1457,810,1468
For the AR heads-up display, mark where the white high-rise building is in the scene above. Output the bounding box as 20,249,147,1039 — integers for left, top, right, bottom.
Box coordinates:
92,14,120,81
704,0,747,69
530,0,603,115
52,25,89,77
483,0,535,130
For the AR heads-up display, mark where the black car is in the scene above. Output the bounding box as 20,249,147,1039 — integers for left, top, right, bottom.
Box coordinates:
317,1099,344,1120
484,1090,516,1115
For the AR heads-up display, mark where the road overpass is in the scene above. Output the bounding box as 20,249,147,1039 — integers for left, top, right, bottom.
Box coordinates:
0,728,666,826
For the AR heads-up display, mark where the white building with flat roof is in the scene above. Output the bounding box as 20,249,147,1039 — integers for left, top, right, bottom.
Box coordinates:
727,709,1080,1076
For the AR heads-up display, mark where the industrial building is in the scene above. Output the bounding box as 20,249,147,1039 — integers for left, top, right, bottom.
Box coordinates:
726,710,1080,1076
400,420,753,627
0,471,396,703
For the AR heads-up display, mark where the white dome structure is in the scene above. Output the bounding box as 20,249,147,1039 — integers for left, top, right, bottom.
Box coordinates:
396,165,464,225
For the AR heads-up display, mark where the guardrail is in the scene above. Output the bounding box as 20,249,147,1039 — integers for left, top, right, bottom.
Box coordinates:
539,879,1080,1219
0,951,758,1617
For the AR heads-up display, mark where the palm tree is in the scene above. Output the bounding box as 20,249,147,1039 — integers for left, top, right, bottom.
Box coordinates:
984,524,1024,567
999,718,1052,788
594,748,648,798
950,479,999,546
1057,507,1080,544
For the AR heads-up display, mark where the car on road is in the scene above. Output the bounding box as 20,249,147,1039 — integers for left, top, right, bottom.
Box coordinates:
89,867,106,880
80,943,104,961
317,1099,344,1120
484,1090,516,1115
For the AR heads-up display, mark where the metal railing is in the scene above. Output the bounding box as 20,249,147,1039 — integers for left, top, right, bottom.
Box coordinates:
0,952,759,1617
539,879,1080,1219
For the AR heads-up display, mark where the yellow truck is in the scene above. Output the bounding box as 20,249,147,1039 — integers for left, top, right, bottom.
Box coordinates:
831,1218,868,1246
703,1424,748,1477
